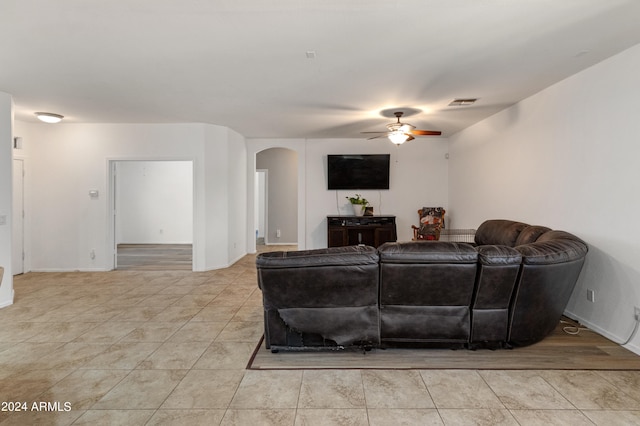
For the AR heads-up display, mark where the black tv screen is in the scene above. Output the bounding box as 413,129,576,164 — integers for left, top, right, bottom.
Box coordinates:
327,154,390,190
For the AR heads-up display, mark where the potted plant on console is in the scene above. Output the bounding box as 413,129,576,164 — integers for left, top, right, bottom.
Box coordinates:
346,194,370,216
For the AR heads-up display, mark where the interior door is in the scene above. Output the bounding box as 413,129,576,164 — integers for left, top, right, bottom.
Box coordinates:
12,159,24,274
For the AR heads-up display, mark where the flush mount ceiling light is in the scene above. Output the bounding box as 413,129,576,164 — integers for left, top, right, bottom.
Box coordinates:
35,112,64,123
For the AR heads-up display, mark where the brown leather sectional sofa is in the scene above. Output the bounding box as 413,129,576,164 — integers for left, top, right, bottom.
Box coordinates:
256,219,588,352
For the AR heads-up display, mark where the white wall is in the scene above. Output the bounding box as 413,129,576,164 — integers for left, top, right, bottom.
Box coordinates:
0,92,14,308
247,136,449,251
116,161,193,244
226,128,248,265
194,125,247,270
256,148,298,244
306,138,449,248
449,43,640,353
12,122,245,272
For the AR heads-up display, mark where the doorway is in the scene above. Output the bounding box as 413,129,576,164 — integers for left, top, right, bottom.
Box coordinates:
255,169,267,245
255,148,298,248
110,160,194,270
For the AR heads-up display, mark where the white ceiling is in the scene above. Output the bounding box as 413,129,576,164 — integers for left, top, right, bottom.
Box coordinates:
2,0,640,138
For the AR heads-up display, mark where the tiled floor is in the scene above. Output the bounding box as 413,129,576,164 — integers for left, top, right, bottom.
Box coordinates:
1,250,640,425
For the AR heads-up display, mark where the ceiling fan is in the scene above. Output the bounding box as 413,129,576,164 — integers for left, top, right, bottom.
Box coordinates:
362,111,441,145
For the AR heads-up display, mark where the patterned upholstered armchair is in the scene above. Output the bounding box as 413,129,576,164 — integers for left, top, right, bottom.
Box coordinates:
411,207,446,240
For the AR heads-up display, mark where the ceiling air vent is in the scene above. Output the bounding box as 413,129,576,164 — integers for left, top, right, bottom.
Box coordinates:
449,98,477,106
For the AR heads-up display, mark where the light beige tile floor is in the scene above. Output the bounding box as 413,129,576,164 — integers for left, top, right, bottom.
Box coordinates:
1,250,640,425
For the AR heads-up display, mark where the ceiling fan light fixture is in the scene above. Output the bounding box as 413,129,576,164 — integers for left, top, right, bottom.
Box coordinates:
388,130,409,145
362,110,440,143
399,123,414,133
35,112,64,123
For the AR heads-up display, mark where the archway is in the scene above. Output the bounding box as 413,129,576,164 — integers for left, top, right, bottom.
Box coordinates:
255,148,298,248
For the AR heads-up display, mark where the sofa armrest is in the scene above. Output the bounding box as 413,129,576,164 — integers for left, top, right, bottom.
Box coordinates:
476,244,522,265
516,239,588,265
256,245,379,270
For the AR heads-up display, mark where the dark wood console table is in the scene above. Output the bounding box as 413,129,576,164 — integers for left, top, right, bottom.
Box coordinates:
327,215,397,248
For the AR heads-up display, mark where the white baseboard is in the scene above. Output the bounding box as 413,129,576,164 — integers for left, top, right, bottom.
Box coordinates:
626,341,640,355
29,268,110,272
228,252,246,266
564,309,640,356
198,252,248,272
0,289,14,309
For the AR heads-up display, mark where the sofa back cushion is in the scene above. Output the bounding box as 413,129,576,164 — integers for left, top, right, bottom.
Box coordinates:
515,225,551,246
475,220,529,247
378,242,478,306
378,242,478,344
257,245,381,347
535,230,586,245
257,245,379,307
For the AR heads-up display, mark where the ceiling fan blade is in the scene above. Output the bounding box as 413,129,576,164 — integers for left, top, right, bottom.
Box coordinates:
406,135,415,142
366,134,387,140
361,131,387,134
410,129,442,136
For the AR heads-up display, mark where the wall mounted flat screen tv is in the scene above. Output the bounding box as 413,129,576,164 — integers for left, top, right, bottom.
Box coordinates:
327,154,390,190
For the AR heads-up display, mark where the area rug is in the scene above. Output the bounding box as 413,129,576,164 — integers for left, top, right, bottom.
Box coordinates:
247,319,640,370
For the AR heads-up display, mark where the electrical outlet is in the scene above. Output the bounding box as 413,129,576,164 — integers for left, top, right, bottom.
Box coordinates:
587,289,595,303
635,306,640,321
